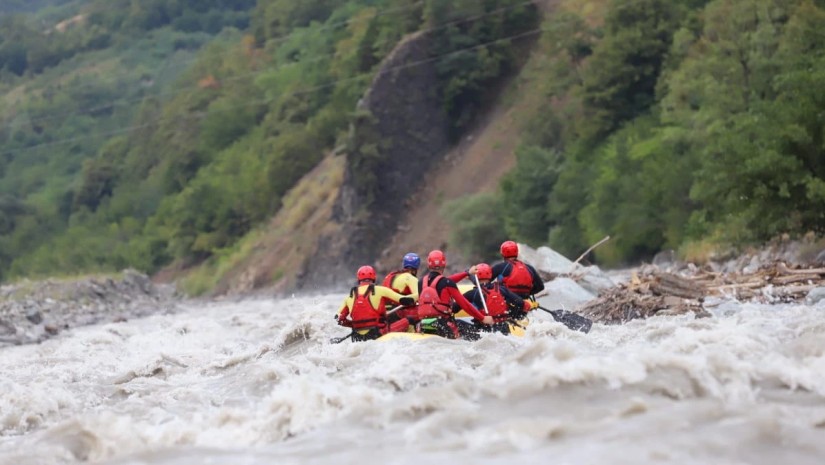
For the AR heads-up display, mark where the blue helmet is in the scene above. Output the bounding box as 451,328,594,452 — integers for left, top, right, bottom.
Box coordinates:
402,252,420,270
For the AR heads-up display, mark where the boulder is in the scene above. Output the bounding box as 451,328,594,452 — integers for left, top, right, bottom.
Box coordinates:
576,265,617,294
652,249,677,268
806,287,825,305
518,243,616,294
25,310,43,325
536,277,596,312
0,270,179,348
518,243,575,275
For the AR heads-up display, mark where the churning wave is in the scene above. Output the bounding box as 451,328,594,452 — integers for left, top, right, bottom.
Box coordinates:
2,296,824,465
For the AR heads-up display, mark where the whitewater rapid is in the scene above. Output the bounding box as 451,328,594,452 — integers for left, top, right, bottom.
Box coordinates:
1,294,824,465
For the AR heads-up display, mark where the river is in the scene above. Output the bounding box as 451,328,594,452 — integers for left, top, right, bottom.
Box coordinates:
2,295,824,464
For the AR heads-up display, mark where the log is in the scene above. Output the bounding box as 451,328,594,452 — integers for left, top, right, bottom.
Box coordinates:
709,281,765,291
772,274,821,286
776,262,825,275
649,273,706,299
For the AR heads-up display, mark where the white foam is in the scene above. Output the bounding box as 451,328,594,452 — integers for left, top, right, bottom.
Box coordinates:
1,297,824,465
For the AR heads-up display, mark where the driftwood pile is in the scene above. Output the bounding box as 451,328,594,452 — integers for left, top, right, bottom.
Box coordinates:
578,262,825,324
579,271,709,324
697,262,825,302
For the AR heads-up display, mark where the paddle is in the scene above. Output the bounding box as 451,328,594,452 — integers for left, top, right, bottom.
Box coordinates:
473,274,490,316
538,305,592,333
329,305,405,344
329,333,353,344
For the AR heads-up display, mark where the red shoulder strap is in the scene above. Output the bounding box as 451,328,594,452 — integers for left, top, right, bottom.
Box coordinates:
382,271,396,288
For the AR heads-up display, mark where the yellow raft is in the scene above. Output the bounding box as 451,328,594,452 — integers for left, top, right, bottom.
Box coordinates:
375,317,528,341
374,282,529,341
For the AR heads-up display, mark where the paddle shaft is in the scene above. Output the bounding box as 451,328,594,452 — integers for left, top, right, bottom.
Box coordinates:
330,333,353,344
473,275,490,315
538,306,564,319
386,304,404,316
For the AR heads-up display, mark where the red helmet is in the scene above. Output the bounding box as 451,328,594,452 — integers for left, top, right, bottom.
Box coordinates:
427,250,447,268
357,265,376,282
476,263,492,280
500,240,519,258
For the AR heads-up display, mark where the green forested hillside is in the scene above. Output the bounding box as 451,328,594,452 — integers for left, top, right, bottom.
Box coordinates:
0,0,535,281
1,0,823,285
0,0,77,14
495,0,825,265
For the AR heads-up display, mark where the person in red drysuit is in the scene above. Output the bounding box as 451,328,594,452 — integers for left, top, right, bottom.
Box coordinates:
416,250,493,339
491,241,545,299
461,263,539,335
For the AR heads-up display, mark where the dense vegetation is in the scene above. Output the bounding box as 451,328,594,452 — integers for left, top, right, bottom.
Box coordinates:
0,0,535,281
494,0,825,265
2,0,823,284
0,0,76,14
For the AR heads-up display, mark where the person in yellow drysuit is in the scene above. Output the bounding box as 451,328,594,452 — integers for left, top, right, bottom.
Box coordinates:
336,265,415,341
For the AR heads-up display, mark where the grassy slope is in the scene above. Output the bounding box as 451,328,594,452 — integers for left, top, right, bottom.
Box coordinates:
171,153,347,295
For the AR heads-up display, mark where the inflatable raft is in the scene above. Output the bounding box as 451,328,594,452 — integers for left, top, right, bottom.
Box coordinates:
375,317,528,341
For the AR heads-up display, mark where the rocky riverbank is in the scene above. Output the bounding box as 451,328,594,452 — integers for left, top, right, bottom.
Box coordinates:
524,239,825,324
2,240,823,349
0,270,180,348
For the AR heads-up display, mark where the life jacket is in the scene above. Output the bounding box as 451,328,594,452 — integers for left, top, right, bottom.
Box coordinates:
416,275,452,319
502,260,533,296
381,271,399,289
382,270,412,294
481,283,509,321
349,285,386,330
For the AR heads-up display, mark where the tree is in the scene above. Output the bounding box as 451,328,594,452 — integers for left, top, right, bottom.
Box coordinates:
578,118,696,264
426,0,540,136
0,42,28,75
661,0,825,241
442,192,508,263
578,0,686,142
500,145,561,246
251,0,335,42
73,158,117,212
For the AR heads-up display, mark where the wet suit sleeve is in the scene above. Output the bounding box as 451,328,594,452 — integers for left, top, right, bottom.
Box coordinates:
445,284,486,320
337,295,355,320
455,288,481,312
527,264,545,295
372,286,409,312
448,271,470,283
491,262,508,281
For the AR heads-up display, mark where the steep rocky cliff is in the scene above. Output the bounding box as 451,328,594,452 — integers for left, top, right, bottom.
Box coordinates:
205,14,544,295
297,31,454,289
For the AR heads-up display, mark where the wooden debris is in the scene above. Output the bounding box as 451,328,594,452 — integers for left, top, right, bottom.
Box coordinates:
701,262,824,302
649,273,705,299
579,262,825,325
580,277,708,325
